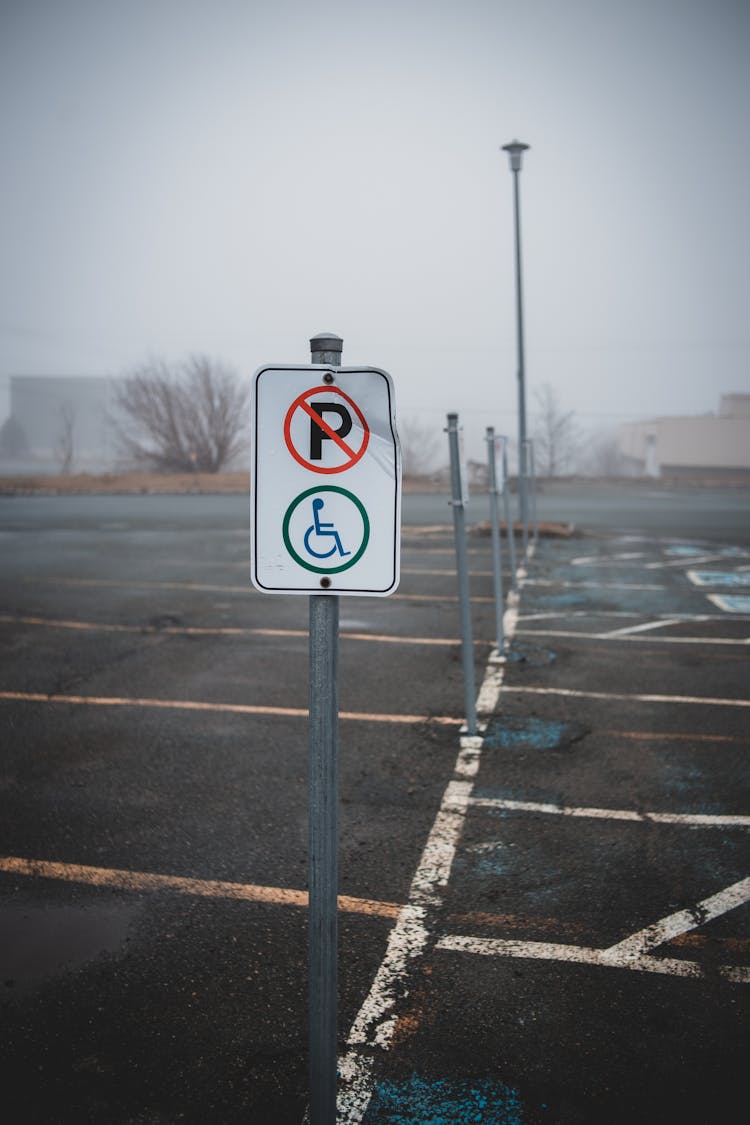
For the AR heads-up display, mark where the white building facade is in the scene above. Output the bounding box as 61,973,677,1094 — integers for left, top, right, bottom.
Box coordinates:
619,394,750,482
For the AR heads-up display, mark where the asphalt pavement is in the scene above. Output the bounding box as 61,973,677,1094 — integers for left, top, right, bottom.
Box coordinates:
0,481,748,1124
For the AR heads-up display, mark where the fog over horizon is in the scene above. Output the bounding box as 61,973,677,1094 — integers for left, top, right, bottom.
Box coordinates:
1,0,749,462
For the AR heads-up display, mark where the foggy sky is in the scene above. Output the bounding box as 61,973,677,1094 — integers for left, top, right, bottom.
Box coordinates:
1,0,749,458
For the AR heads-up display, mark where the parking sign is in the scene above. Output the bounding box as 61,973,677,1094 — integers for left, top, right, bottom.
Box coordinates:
250,365,401,595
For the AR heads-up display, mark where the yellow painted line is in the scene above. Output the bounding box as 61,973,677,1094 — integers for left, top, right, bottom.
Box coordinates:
0,690,461,726
0,613,488,648
602,729,749,744
24,577,494,603
0,855,400,919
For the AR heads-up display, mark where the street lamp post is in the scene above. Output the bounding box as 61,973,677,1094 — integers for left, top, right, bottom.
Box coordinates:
501,138,530,565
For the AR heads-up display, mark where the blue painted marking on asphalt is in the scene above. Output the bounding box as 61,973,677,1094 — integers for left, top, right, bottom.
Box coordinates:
364,1074,527,1124
689,570,750,588
505,642,556,667
530,592,590,608
665,545,705,556
712,594,750,613
483,716,572,751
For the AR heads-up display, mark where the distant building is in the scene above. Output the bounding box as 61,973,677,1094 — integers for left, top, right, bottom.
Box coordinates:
0,375,117,472
618,394,750,482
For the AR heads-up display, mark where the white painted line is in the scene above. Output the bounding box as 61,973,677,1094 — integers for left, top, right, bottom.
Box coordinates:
466,796,750,829
518,628,750,647
337,585,524,1122
708,594,750,614
687,569,750,589
435,935,750,983
523,580,666,591
602,876,750,960
571,552,646,565
600,618,681,637
501,685,750,708
519,610,746,623
437,876,750,983
645,554,724,570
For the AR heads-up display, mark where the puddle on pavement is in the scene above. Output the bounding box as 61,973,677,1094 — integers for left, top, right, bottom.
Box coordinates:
1,901,138,994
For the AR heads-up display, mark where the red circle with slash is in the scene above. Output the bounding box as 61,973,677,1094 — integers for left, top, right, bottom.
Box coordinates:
283,385,370,474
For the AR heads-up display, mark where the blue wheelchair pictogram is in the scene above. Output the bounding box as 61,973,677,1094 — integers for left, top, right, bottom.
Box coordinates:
282,486,370,575
303,497,351,559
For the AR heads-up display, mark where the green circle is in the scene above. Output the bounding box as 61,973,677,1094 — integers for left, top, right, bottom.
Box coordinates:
282,486,370,574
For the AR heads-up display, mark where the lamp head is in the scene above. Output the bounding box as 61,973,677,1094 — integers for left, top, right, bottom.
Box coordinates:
501,139,530,171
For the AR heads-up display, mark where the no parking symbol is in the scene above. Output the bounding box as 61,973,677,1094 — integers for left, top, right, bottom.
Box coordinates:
284,386,369,474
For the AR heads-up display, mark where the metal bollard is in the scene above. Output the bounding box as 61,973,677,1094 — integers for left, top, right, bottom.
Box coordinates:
486,427,505,656
446,413,477,736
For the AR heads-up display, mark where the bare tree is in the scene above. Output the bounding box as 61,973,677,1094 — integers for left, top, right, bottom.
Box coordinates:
56,401,75,475
531,383,581,477
113,355,249,473
399,415,442,478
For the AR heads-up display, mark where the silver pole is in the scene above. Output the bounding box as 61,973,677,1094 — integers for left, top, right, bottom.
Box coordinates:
501,437,518,593
308,330,343,1124
446,413,477,736
501,140,530,567
485,427,505,655
526,438,539,552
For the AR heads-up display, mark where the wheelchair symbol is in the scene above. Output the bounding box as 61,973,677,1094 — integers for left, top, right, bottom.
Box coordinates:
304,498,350,559
282,486,370,575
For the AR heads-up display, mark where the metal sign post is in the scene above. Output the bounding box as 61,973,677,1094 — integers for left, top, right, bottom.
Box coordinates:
249,333,401,1124
446,412,477,736
525,438,539,551
501,437,518,593
308,332,342,1125
486,427,505,657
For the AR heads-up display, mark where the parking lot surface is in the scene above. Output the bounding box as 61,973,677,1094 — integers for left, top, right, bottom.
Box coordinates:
0,482,748,1123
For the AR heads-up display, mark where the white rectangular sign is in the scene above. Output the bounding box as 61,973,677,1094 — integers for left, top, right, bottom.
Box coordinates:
250,365,401,596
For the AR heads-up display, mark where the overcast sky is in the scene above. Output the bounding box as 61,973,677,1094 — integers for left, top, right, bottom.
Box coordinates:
1,0,749,459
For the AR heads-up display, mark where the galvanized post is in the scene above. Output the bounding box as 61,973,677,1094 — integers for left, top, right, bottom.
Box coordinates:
526,439,539,552
446,413,477,736
485,427,505,657
308,331,342,1124
501,437,518,592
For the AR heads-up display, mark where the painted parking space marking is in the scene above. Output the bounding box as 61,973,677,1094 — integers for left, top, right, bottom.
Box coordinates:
464,795,750,828
688,569,750,588
501,685,750,708
20,576,496,605
708,594,750,613
518,628,750,647
336,590,525,1121
524,578,667,591
0,613,489,648
0,690,462,727
438,878,750,984
0,855,400,919
519,609,750,622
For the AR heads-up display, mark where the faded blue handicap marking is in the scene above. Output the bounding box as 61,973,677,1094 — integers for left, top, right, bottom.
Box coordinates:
687,570,750,588
528,591,590,608
364,1073,527,1124
483,715,585,751
708,594,750,613
665,544,706,556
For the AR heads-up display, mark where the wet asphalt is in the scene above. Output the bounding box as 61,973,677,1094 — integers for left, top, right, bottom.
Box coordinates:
0,480,748,1123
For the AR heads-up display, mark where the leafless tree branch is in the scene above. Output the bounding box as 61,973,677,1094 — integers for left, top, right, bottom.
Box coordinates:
112,355,249,473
